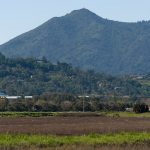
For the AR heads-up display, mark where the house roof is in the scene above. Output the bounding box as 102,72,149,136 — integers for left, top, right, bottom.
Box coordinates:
0,92,7,96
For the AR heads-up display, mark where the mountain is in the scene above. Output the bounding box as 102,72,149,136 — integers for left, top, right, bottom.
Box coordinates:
0,8,150,75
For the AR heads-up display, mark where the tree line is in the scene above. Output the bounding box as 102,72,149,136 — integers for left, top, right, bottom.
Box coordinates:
0,93,148,113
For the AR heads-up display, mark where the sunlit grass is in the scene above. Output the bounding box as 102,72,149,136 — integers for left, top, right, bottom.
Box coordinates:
0,111,149,118
0,132,149,147
0,112,57,117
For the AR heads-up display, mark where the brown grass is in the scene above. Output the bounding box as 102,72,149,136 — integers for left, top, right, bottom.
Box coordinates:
0,116,149,135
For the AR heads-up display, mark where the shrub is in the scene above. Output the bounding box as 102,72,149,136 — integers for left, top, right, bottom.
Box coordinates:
133,103,149,113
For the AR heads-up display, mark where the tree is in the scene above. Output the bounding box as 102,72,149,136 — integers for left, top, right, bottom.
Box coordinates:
61,101,73,111
133,103,149,113
0,98,8,111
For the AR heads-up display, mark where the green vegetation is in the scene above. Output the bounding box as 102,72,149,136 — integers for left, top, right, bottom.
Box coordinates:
1,145,149,150
103,111,150,117
139,74,150,88
0,52,149,96
0,112,149,118
0,94,134,112
133,103,149,113
0,112,56,117
1,9,150,74
1,92,149,112
0,132,149,147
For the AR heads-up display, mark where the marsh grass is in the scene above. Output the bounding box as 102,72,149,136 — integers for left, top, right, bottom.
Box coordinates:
0,132,149,147
0,112,56,117
0,112,149,118
0,112,103,118
105,112,150,117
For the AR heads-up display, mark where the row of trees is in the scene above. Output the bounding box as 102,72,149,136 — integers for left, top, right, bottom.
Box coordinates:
0,99,132,112
0,93,139,112
0,93,149,113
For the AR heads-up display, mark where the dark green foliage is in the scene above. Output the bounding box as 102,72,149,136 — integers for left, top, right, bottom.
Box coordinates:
0,93,134,112
0,9,150,74
133,103,149,113
0,52,149,97
0,98,8,111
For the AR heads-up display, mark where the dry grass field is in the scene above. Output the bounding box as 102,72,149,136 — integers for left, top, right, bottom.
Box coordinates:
0,116,149,135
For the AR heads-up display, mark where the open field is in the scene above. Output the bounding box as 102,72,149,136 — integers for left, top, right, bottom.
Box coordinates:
0,116,149,135
0,113,149,149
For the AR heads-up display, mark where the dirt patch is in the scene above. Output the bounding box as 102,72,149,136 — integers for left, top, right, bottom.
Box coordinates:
0,116,149,135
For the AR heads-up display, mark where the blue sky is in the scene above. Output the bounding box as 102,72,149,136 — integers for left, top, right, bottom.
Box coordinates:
0,0,150,44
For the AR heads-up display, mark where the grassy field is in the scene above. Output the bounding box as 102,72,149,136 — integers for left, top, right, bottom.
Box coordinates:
0,112,149,149
0,111,149,118
139,79,150,86
0,132,149,149
0,112,55,117
104,111,150,117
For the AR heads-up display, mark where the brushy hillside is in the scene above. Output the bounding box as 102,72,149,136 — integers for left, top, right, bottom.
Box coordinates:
0,9,150,74
0,52,149,96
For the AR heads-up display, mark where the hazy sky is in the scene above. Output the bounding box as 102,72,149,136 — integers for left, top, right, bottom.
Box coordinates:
1,0,150,44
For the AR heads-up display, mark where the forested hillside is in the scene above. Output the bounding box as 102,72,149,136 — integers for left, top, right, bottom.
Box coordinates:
0,52,149,96
0,9,150,74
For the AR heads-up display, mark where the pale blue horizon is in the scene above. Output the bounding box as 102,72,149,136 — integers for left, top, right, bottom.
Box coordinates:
1,0,150,44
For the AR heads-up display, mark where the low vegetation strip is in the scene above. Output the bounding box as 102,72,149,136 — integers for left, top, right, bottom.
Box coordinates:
0,112,150,118
105,112,150,118
0,112,56,117
0,112,103,118
0,132,149,147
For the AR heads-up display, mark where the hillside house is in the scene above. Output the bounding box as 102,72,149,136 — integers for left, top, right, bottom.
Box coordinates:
0,92,8,99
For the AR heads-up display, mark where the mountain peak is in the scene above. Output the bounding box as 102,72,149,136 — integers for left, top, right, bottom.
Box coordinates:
70,8,93,14
67,8,100,18
64,8,103,23
0,9,150,75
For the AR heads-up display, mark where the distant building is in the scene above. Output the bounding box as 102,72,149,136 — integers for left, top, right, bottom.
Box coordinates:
24,96,33,99
0,92,7,96
6,96,21,100
78,95,90,98
125,108,133,112
0,91,33,100
6,96,33,100
0,92,8,99
122,95,130,98
131,75,144,80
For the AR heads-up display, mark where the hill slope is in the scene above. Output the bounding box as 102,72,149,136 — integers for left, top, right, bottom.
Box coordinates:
0,52,148,96
0,8,150,74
